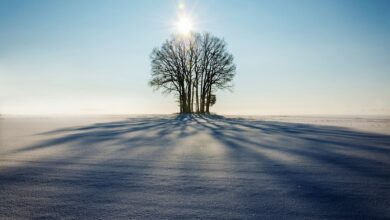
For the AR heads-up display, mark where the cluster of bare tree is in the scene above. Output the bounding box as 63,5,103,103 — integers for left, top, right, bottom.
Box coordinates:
149,32,236,114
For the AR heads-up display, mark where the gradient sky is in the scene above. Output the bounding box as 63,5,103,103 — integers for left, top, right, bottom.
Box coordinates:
1,0,389,115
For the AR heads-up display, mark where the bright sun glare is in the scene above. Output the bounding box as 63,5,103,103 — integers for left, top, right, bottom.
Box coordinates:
176,16,192,35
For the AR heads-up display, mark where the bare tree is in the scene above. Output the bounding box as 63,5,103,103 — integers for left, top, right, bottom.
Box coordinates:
149,32,236,114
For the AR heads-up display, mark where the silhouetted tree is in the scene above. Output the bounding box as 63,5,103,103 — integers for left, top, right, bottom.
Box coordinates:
150,32,235,114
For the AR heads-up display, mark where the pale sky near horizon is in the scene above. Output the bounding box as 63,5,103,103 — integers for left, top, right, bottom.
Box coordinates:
1,0,389,115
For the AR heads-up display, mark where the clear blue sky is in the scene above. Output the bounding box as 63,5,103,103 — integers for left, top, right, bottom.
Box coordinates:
1,0,389,115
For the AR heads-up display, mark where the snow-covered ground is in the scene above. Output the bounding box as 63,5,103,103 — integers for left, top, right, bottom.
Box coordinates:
1,115,389,219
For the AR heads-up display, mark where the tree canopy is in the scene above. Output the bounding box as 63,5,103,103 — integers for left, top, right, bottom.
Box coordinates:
150,32,236,114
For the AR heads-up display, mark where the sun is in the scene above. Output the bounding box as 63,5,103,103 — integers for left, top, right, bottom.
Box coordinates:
176,15,192,35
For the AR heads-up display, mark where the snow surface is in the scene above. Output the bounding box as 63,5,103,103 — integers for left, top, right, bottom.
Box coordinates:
0,115,390,219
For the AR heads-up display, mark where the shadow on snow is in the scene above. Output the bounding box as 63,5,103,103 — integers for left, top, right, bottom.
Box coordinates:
1,115,390,219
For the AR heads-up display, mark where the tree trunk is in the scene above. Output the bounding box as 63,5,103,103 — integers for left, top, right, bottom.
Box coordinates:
187,82,191,113
200,94,205,113
179,91,183,113
206,86,211,113
181,85,187,113
191,84,195,113
195,83,199,113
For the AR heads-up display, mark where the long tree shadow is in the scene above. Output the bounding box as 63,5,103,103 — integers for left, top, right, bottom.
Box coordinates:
8,115,196,155
194,115,390,218
1,115,390,219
